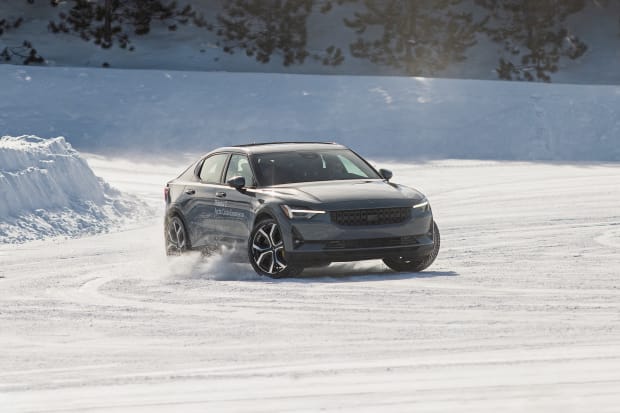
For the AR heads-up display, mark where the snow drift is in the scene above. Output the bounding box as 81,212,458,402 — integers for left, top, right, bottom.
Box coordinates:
0,135,147,243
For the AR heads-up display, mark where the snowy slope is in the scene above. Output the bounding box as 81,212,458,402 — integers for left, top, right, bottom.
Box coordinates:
0,135,148,243
1,65,619,161
1,1,620,85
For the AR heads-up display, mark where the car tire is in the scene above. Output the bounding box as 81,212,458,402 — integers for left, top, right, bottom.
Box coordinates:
383,221,440,273
165,215,190,256
248,218,303,278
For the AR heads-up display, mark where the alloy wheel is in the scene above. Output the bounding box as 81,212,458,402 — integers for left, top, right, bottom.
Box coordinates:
251,222,287,275
166,216,187,255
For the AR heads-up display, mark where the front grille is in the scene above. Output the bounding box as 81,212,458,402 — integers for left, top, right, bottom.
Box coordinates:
324,236,418,250
331,207,411,226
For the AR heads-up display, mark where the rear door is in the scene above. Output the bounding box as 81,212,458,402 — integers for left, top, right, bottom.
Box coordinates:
183,153,230,248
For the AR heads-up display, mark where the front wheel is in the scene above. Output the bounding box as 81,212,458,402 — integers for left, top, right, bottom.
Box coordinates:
383,221,440,273
248,218,303,278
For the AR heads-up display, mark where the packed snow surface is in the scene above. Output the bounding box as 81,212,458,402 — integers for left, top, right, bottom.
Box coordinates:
1,157,619,412
0,135,147,243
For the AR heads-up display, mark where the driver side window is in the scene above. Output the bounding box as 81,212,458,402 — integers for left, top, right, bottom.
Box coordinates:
225,154,255,186
199,154,228,183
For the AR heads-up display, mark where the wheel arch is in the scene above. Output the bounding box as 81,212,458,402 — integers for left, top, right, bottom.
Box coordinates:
166,206,185,223
253,209,277,227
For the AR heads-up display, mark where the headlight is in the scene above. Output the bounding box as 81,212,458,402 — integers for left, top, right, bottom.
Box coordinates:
281,205,326,220
412,199,430,212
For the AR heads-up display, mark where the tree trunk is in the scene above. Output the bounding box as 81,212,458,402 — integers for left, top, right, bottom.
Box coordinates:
404,0,417,75
103,0,112,47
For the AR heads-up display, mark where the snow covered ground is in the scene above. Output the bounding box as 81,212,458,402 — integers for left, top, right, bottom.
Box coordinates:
1,156,619,412
1,58,620,411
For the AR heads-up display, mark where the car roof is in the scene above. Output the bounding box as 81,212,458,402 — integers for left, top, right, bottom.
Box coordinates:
210,141,348,155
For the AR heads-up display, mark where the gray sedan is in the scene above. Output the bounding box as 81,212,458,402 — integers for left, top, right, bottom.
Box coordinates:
164,142,440,278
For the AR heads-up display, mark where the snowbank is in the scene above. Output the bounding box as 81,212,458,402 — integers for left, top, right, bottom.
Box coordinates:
1,65,619,161
0,135,147,243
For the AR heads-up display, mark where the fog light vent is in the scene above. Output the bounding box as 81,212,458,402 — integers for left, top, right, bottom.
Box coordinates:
291,226,304,249
325,240,346,249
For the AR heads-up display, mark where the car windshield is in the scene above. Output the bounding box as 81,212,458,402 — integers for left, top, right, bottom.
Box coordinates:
251,149,381,186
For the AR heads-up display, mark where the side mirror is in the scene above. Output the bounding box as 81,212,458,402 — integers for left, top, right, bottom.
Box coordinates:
379,168,393,181
227,176,246,189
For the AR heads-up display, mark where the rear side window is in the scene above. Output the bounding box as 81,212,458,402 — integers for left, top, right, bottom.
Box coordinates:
199,153,228,183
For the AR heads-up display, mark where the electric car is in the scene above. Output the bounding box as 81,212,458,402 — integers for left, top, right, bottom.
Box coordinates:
164,142,439,278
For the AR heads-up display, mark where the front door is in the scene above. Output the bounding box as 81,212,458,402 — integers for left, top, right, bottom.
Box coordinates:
216,154,256,245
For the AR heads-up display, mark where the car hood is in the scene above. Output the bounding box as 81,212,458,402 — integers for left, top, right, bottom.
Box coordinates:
257,179,425,210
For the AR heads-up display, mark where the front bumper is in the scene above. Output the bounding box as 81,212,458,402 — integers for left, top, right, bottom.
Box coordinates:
286,243,435,264
279,208,435,264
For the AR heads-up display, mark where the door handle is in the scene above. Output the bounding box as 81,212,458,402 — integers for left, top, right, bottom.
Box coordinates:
185,188,196,195
215,191,227,198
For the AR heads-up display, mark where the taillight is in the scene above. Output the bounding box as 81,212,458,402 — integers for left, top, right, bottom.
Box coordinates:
164,186,170,202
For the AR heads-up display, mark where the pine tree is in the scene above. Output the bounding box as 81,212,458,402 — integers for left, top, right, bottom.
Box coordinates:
48,0,206,52
0,8,44,65
212,0,344,67
342,0,482,76
476,0,587,82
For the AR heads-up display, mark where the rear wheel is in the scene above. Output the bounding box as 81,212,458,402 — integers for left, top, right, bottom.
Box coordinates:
383,221,440,272
248,218,303,278
166,215,190,256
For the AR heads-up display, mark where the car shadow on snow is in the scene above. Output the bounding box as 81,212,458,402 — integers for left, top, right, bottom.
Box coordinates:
273,263,458,283
185,252,457,282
